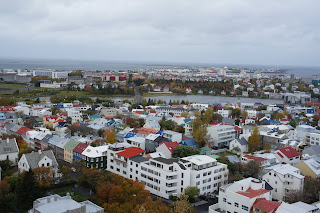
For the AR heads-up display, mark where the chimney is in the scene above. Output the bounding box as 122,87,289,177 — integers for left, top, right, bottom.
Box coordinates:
6,138,9,143
38,150,42,155
47,197,50,203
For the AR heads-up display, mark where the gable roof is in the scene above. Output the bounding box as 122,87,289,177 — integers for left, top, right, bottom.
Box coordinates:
236,137,248,145
160,142,179,154
278,146,301,158
16,126,32,136
117,147,145,158
0,138,19,155
73,143,88,154
237,188,269,198
253,198,281,212
64,139,81,151
23,150,58,170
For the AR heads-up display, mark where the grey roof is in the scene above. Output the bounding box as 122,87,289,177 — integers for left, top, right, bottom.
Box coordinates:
130,155,150,163
56,138,70,149
237,137,248,145
4,112,17,119
42,134,53,143
227,155,240,164
222,117,235,123
4,123,15,131
0,138,19,155
303,145,320,156
10,125,22,133
24,150,58,169
48,135,63,146
153,157,188,165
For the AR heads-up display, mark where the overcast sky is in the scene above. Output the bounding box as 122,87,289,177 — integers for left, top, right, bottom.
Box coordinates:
0,0,319,66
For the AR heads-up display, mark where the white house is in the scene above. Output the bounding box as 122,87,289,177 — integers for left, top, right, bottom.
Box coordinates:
274,147,301,165
209,177,275,213
18,150,60,178
66,110,83,124
155,142,179,159
229,137,248,153
276,201,320,213
263,164,304,202
0,138,19,163
217,109,232,118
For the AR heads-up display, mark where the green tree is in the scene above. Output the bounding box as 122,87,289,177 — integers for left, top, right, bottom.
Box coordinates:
172,146,200,158
16,170,45,211
105,127,117,144
212,113,223,122
275,111,285,120
184,186,200,199
242,160,261,179
160,120,177,130
181,111,190,119
204,108,214,122
192,124,208,147
248,127,260,152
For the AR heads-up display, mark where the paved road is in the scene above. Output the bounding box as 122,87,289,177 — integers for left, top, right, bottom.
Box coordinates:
135,85,142,104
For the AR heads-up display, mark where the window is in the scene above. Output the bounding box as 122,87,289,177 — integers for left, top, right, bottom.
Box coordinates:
242,205,248,211
235,202,239,207
275,181,277,184
116,168,120,172
196,181,200,186
275,189,277,192
223,198,226,202
196,174,200,178
42,164,44,167
47,163,49,166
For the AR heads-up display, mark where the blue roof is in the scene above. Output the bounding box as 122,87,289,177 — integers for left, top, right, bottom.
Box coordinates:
53,104,64,108
265,120,280,124
156,130,163,135
181,138,197,147
125,132,136,138
184,119,192,123
0,113,6,119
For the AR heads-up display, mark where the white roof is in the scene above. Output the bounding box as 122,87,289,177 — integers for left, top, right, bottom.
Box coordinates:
82,145,109,158
292,201,319,212
127,136,145,144
148,152,166,158
302,157,320,176
266,164,304,179
182,155,216,166
276,202,306,213
146,134,159,140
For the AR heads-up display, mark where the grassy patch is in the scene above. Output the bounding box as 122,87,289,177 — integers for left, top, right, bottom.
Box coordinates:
0,83,27,88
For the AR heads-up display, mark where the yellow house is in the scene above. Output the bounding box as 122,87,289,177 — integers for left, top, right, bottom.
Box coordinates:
295,158,320,178
64,139,80,163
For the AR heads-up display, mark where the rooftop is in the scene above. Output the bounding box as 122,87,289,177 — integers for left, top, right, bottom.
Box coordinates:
237,188,269,198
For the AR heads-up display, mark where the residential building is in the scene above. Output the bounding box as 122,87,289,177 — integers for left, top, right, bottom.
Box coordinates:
82,145,109,169
295,155,320,178
302,145,320,157
55,139,69,161
30,194,104,213
66,110,83,124
18,150,59,178
263,164,304,201
229,137,248,153
162,130,182,143
209,177,273,213
276,201,320,213
274,147,301,165
64,139,80,163
155,142,179,159
0,138,19,163
207,125,236,149
73,143,88,161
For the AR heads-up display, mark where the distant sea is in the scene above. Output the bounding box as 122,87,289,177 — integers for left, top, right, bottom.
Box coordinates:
0,58,319,78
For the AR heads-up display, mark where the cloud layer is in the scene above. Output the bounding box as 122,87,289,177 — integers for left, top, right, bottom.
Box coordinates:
0,0,319,66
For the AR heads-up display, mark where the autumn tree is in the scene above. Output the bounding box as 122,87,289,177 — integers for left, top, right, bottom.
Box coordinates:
242,160,261,179
51,106,61,115
33,167,55,188
212,113,223,122
172,146,200,158
248,127,261,152
173,194,196,213
105,127,117,144
275,111,285,120
59,165,72,180
263,143,271,153
204,107,214,122
181,111,190,119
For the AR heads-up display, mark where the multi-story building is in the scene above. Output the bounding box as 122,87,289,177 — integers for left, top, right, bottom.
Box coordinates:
82,145,109,169
64,139,80,164
207,125,236,149
209,177,274,213
155,107,185,117
66,110,83,124
305,132,320,146
263,164,304,201
73,143,88,161
138,155,228,199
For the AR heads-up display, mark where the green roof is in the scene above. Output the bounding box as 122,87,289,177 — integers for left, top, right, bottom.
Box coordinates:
200,151,205,155
89,114,100,119
64,139,81,150
201,146,211,151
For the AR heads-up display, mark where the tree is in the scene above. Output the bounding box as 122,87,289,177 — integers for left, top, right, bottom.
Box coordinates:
173,194,196,213
192,124,208,147
248,127,260,152
105,127,117,144
59,165,72,180
184,186,200,200
263,143,271,153
181,111,190,119
204,108,214,122
275,111,285,120
242,111,248,119
33,167,55,188
242,160,261,179
172,146,200,158
51,106,61,115
160,120,177,130
16,170,45,211
212,113,223,122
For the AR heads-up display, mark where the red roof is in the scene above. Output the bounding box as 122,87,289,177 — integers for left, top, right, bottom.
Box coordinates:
234,126,243,131
237,188,269,198
73,143,88,154
137,128,158,135
243,155,267,162
253,198,281,212
278,147,301,158
277,152,284,158
160,142,179,154
117,147,145,158
16,126,32,136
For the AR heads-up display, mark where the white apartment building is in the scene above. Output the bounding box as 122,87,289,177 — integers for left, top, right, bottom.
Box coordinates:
126,136,146,150
245,109,258,119
209,178,273,213
306,132,320,146
32,69,70,79
207,125,236,148
190,103,209,111
66,110,83,124
106,146,229,200
139,155,228,199
263,164,304,202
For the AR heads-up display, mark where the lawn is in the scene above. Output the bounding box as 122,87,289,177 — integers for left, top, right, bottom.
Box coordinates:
216,151,235,157
53,187,87,202
0,83,27,88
